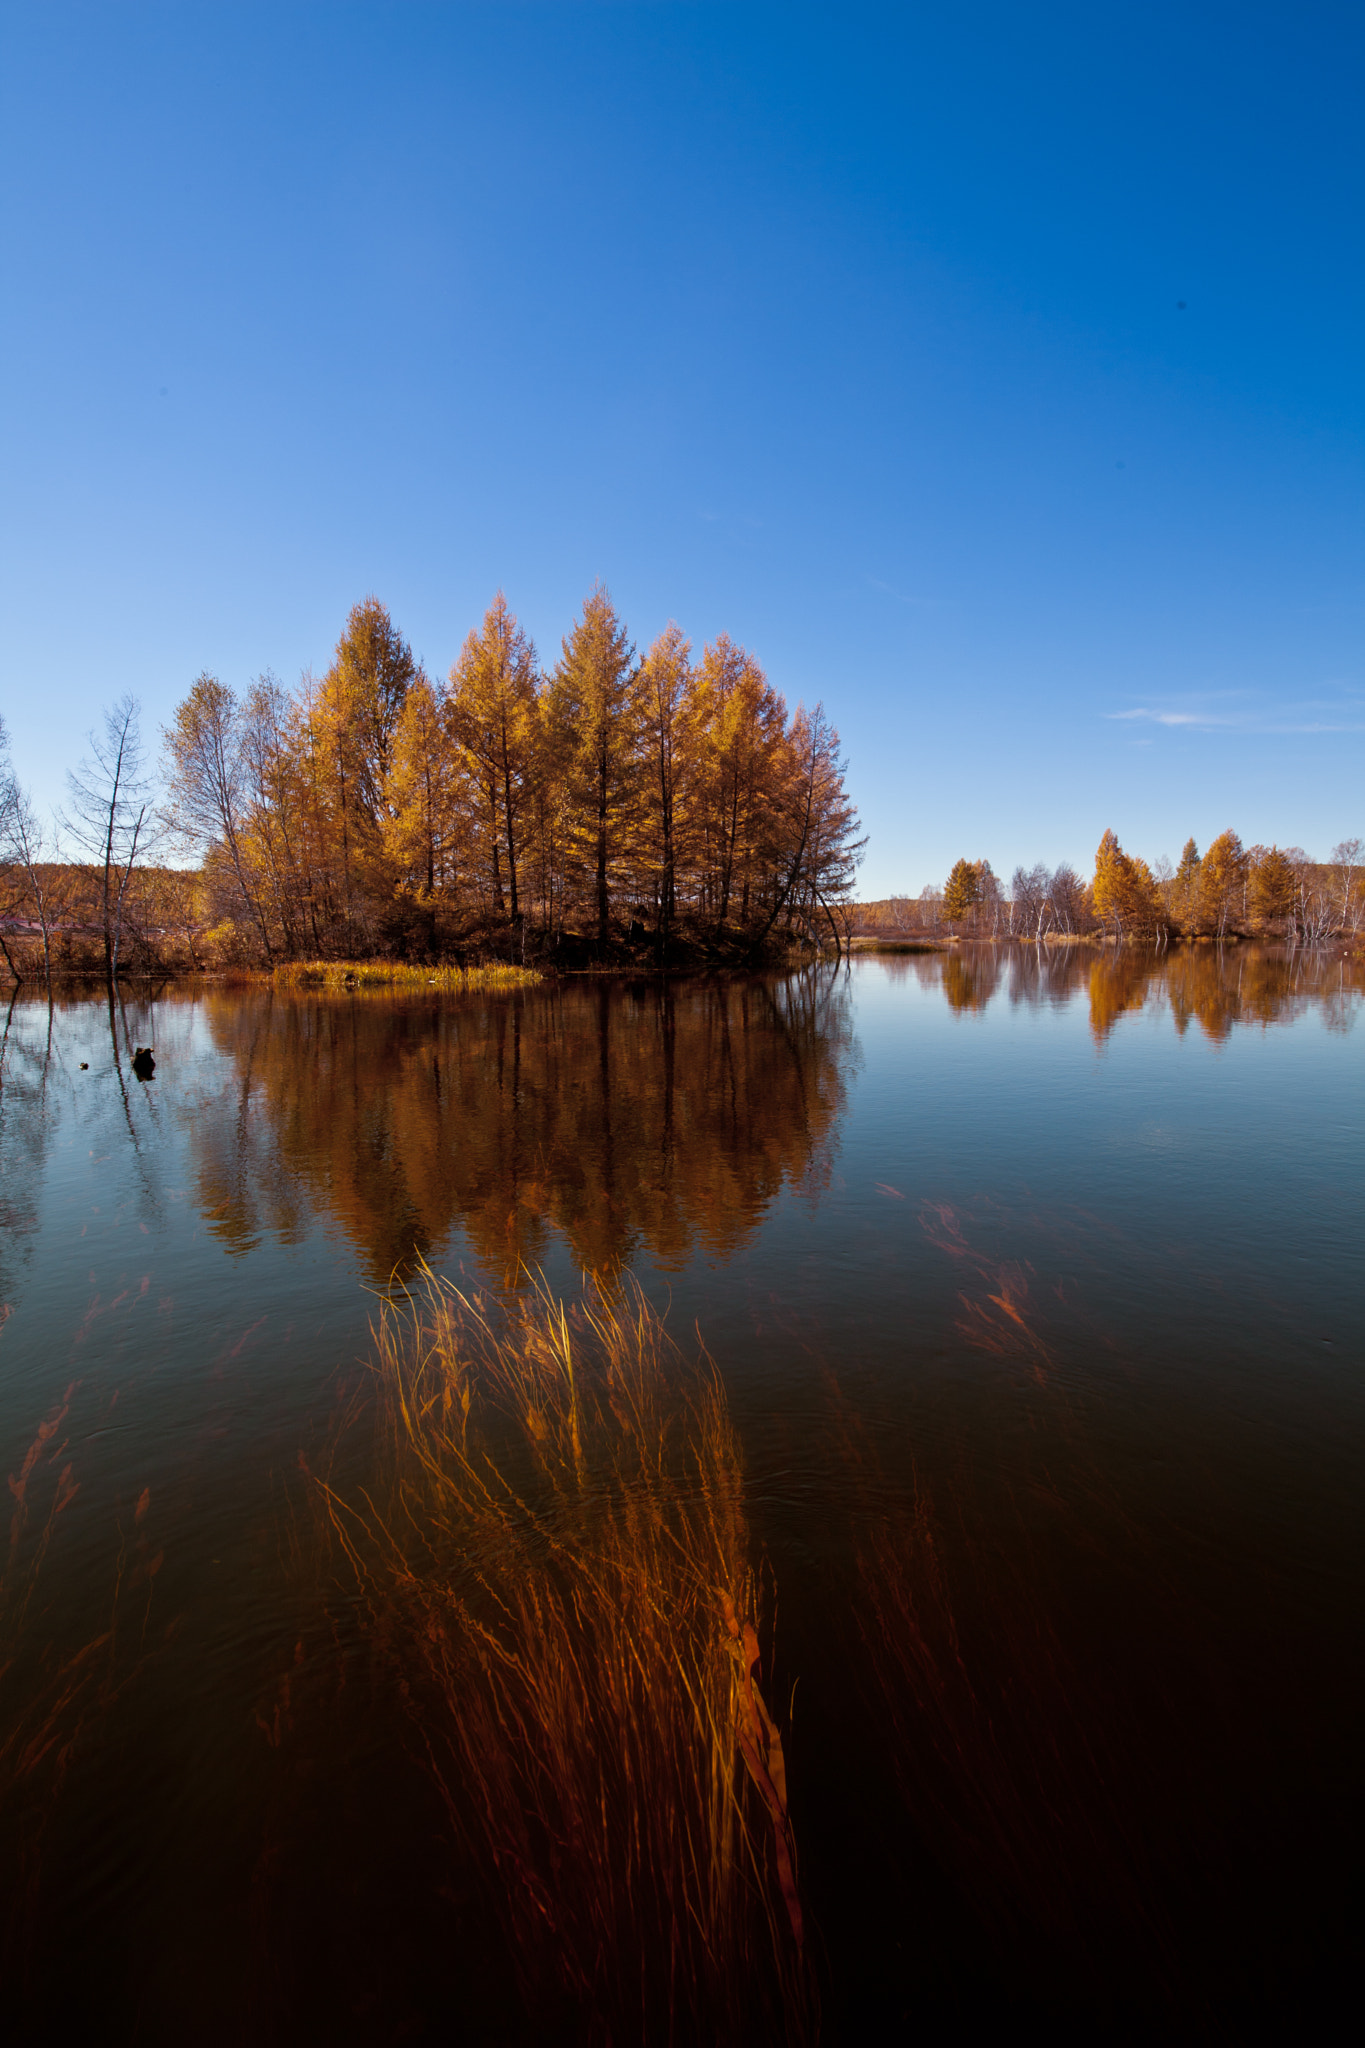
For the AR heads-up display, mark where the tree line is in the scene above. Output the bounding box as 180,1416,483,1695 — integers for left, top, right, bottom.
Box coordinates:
862,828,1362,944
0,589,865,979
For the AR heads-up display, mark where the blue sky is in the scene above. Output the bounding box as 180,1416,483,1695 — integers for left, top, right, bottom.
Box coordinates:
1,1,1361,894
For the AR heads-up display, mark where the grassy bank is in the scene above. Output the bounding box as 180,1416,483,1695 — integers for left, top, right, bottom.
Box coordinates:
272,959,541,991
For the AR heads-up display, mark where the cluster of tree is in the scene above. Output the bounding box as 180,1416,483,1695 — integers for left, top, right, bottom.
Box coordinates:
900,832,1363,944
1092,829,1362,942
164,589,863,968
0,591,864,979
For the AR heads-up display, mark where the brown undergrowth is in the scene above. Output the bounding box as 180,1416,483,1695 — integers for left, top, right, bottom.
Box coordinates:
319,1267,816,2044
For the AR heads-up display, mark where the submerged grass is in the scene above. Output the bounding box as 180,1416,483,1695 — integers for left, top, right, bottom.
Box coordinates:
273,959,541,991
320,1268,814,2043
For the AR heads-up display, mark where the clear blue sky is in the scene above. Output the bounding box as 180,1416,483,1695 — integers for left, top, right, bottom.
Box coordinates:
2,1,1361,894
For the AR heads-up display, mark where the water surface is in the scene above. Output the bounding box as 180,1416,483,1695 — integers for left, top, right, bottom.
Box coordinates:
1,948,1361,2038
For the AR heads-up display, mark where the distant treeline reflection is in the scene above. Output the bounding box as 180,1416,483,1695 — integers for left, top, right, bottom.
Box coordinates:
883,941,1363,1041
186,969,853,1280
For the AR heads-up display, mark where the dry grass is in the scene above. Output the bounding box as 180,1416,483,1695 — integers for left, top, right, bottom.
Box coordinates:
273,959,541,991
320,1268,814,2043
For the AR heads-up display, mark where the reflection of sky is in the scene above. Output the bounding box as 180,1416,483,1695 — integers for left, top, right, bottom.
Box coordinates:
1,958,1362,2033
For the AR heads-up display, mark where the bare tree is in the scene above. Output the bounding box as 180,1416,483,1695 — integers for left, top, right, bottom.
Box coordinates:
63,696,162,983
976,859,1003,938
1330,837,1363,936
0,716,19,981
1281,848,1334,943
1048,863,1087,935
5,785,61,983
1011,863,1052,940
163,673,275,961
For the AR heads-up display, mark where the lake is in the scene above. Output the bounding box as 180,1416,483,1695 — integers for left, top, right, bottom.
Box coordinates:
2,946,1362,2041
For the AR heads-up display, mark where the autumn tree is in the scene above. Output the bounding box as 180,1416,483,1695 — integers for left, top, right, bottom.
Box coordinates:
239,675,314,956
637,623,695,950
942,858,981,930
551,586,639,948
387,671,464,903
974,860,1002,936
1171,837,1202,931
1198,830,1248,940
779,702,865,952
1092,829,1164,941
1249,845,1296,933
328,597,417,818
524,680,574,938
694,635,785,933
448,595,539,920
313,600,418,947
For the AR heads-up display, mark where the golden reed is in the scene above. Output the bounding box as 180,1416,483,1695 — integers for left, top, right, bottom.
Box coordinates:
320,1267,815,2043
273,959,541,990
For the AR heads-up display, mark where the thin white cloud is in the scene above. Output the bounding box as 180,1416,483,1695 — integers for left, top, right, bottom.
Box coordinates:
1111,708,1210,725
1108,693,1364,736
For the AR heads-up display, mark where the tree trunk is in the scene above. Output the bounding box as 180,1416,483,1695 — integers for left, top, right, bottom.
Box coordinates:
596,737,609,948
501,728,519,922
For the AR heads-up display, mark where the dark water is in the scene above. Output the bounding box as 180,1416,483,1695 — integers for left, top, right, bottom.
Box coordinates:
1,947,1362,2040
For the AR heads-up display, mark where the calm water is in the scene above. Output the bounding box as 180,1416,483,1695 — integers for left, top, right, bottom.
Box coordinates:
2,948,1362,2040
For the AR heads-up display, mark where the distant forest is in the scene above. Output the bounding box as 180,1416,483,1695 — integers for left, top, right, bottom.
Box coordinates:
0,591,863,977
859,830,1363,946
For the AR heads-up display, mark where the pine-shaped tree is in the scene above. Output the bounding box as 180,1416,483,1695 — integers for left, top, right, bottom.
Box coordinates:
551,587,639,947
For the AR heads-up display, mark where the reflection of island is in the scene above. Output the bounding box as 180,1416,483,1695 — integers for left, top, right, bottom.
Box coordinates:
186,971,854,1281
877,942,1364,1043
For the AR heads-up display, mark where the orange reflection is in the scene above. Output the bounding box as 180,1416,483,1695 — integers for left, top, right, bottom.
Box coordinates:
186,971,853,1282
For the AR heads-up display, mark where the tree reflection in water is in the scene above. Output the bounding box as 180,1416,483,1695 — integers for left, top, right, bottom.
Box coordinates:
875,941,1363,1043
185,967,856,1282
